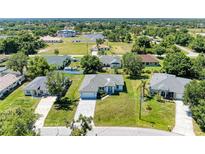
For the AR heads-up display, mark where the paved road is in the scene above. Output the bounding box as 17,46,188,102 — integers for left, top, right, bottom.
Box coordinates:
172,100,195,136
87,127,180,136
175,44,199,57
34,96,57,131
74,99,96,121
40,127,71,136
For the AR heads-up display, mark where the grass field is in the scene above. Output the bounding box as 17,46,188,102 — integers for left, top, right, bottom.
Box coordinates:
108,42,133,55
38,36,133,56
44,74,84,126
0,83,40,111
94,76,175,131
38,37,95,55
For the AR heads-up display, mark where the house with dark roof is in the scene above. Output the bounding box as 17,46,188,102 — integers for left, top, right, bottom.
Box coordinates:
0,73,25,98
43,55,71,70
99,55,121,68
24,77,49,96
57,30,76,37
79,74,124,99
139,54,160,66
149,73,191,100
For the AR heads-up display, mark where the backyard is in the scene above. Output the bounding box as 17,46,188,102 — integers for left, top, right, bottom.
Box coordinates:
94,76,175,131
0,83,40,111
44,74,84,126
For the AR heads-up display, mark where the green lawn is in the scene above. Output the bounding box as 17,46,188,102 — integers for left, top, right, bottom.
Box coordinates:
38,37,95,55
0,83,40,111
44,74,84,126
193,119,205,136
94,76,175,131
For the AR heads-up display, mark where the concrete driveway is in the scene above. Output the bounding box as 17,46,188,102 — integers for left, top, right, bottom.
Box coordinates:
74,99,96,121
40,127,71,136
172,100,195,136
175,44,199,57
87,127,180,136
34,96,57,130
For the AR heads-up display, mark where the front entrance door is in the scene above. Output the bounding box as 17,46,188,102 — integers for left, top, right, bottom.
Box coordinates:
108,86,113,94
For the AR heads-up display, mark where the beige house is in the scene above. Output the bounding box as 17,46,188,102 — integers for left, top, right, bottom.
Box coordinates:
40,36,63,43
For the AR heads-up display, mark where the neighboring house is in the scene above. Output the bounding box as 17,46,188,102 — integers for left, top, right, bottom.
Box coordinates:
84,33,105,42
57,30,76,37
139,54,160,66
43,55,71,70
79,74,124,99
40,36,63,43
0,73,25,98
149,73,191,100
91,44,110,52
0,67,7,74
99,55,121,68
24,76,49,96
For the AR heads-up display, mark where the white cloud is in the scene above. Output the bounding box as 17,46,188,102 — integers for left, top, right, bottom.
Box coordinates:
0,0,204,18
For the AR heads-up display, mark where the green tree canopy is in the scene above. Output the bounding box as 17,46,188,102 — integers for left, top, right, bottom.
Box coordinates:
190,35,205,53
6,52,28,75
123,52,144,78
80,55,102,74
163,52,193,77
27,56,51,79
0,107,37,136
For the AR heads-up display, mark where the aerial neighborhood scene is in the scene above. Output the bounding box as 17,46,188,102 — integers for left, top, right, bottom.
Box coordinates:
0,18,205,136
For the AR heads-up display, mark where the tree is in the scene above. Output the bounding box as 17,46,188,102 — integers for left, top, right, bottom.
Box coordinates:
124,33,132,43
190,35,205,53
96,38,105,46
80,55,102,74
46,71,69,97
1,37,19,54
174,32,192,46
154,45,166,57
27,56,51,79
163,52,193,77
0,107,37,136
70,115,92,136
192,54,205,79
54,49,59,55
6,52,28,75
123,52,144,78
184,80,205,130
136,36,151,48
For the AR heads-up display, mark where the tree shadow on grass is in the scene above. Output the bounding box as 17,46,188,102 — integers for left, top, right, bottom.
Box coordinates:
54,97,78,111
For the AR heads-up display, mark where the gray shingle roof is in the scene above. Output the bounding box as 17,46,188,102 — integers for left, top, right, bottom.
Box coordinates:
24,76,48,91
79,74,124,92
150,73,191,93
43,56,71,67
99,55,121,65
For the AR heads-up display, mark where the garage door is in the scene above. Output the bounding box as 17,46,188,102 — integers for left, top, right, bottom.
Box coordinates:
176,93,183,100
80,92,97,99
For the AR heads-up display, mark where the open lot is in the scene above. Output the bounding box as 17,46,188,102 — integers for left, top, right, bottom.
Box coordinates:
38,37,95,55
0,83,40,111
108,42,133,55
44,74,84,126
94,76,175,131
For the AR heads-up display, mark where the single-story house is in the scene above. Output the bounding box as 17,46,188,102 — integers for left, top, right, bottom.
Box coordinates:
139,54,160,66
79,74,124,99
99,55,121,68
24,76,49,96
0,73,25,98
40,36,63,43
149,73,191,100
43,55,71,70
84,33,105,42
91,44,110,52
57,30,76,37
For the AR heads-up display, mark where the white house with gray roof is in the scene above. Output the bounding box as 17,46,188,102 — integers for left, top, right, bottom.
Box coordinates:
24,77,49,97
99,55,121,68
79,74,124,99
0,73,25,99
149,73,191,100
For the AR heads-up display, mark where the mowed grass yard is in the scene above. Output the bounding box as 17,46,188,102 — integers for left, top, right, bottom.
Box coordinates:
44,74,84,126
38,37,95,55
0,83,40,112
94,76,175,131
